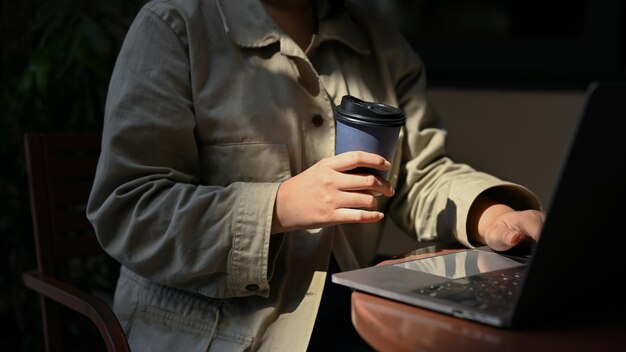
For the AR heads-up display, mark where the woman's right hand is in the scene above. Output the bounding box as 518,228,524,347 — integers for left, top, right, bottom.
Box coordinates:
271,151,395,234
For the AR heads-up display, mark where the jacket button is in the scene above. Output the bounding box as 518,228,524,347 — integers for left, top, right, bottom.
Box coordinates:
311,114,324,127
245,284,260,291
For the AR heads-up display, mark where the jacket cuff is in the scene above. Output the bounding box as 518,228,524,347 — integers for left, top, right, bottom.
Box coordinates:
228,182,280,297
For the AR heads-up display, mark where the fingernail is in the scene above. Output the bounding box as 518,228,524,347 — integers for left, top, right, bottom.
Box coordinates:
507,233,521,244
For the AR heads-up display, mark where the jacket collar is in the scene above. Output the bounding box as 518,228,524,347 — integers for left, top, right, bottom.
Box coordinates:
216,0,370,55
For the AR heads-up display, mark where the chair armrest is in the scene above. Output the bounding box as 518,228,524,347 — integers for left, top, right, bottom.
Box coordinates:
23,270,130,352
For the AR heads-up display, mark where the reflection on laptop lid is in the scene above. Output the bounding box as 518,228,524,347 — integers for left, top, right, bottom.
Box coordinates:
332,81,626,328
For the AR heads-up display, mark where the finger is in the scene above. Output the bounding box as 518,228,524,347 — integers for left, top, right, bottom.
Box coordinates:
335,172,395,197
326,151,391,172
488,230,521,251
335,191,378,210
483,221,523,251
487,210,546,251
333,208,385,224
518,210,545,241
505,232,523,247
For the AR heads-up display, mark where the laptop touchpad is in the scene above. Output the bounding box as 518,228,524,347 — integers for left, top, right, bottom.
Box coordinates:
393,250,525,279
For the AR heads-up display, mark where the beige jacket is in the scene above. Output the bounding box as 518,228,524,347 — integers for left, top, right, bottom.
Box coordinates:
86,0,540,350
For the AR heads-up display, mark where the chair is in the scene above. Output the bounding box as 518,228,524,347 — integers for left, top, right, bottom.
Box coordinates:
22,132,130,352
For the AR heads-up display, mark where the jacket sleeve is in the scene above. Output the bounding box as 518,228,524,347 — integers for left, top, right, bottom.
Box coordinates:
386,38,542,247
86,6,277,299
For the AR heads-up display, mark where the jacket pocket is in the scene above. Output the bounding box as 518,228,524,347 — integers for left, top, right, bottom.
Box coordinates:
199,142,291,187
127,304,218,351
128,303,254,352
117,267,255,352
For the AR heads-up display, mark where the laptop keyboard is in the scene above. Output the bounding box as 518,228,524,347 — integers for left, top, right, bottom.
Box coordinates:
415,266,525,313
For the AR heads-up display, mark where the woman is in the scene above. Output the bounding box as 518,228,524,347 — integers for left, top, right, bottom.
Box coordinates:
87,0,544,350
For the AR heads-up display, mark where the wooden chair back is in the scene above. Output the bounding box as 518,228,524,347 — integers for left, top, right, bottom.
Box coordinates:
23,132,129,352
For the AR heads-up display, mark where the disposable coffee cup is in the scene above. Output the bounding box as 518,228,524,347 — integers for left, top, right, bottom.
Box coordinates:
334,95,405,179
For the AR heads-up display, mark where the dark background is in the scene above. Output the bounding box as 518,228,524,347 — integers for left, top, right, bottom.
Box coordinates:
0,1,146,350
367,0,625,88
1,0,624,351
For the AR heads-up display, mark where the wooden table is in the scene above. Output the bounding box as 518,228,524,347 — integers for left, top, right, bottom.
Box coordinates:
350,248,626,352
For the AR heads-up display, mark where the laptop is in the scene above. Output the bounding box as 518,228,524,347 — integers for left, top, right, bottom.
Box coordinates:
332,81,626,328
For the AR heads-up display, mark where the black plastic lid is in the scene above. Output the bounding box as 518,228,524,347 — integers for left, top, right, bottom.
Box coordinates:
335,95,405,127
